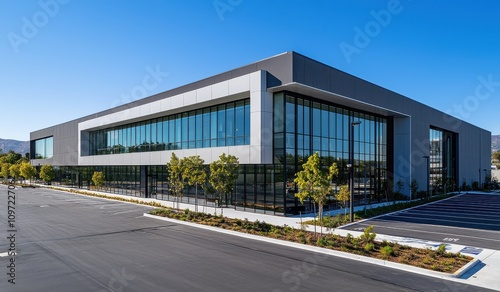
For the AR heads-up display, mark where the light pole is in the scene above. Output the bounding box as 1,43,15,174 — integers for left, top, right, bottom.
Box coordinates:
349,121,361,222
422,156,430,199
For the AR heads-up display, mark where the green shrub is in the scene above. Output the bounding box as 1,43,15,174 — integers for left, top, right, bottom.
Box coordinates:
364,243,374,252
359,226,376,244
297,232,307,244
381,245,394,257
351,237,360,248
436,244,447,256
317,237,328,247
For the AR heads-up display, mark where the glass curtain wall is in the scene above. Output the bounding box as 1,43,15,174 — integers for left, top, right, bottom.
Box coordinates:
274,92,388,214
52,166,142,197
429,128,457,193
88,99,250,155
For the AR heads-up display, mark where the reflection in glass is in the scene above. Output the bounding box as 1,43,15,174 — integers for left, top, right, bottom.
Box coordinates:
88,98,250,155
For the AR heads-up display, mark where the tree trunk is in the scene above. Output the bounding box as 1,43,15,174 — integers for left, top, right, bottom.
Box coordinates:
195,184,198,213
319,203,323,236
220,193,224,216
313,202,317,238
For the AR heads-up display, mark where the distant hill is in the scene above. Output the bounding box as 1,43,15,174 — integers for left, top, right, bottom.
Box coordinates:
493,135,500,152
0,139,30,155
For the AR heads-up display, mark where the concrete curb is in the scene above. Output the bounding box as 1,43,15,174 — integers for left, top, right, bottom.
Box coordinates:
143,213,460,281
453,258,481,278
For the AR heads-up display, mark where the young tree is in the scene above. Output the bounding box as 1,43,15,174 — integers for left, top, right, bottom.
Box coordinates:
92,171,105,190
1,162,12,181
1,151,21,164
182,155,206,213
335,184,350,221
294,152,330,236
40,164,56,184
20,162,37,185
493,151,500,162
328,162,340,185
209,153,239,216
166,153,185,210
9,164,21,182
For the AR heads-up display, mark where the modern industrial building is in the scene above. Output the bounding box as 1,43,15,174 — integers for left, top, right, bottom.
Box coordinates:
30,52,491,215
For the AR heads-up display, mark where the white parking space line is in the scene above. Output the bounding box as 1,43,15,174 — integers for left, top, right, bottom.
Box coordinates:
382,214,500,228
421,204,500,211
369,217,500,235
389,211,500,223
409,210,500,216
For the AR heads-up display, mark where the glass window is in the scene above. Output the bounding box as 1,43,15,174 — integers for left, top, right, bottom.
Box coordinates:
169,116,176,149
188,112,196,149
126,127,132,152
139,122,146,147
244,99,250,144
34,137,53,159
211,107,217,147
151,120,157,145
203,108,211,147
135,124,141,147
313,102,321,136
235,101,244,145
342,110,349,140
181,113,188,149
217,104,226,146
303,100,310,135
35,139,45,159
297,99,304,134
329,107,336,138
313,136,321,152
196,109,203,148
226,102,235,146
162,118,168,145
336,110,343,141
286,133,295,149
130,126,136,152
175,114,182,148
286,96,295,133
106,130,111,149
297,134,303,149
321,104,329,137
274,93,284,133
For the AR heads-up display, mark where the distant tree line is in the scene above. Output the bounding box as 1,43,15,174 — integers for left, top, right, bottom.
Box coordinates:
0,150,55,185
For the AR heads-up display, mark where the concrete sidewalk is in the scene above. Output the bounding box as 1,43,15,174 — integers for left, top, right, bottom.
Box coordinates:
43,185,500,291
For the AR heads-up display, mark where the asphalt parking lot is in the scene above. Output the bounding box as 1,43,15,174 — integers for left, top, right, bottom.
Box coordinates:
339,192,500,251
2,186,487,291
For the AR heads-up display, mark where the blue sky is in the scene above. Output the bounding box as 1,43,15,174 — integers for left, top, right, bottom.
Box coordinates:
1,0,499,142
